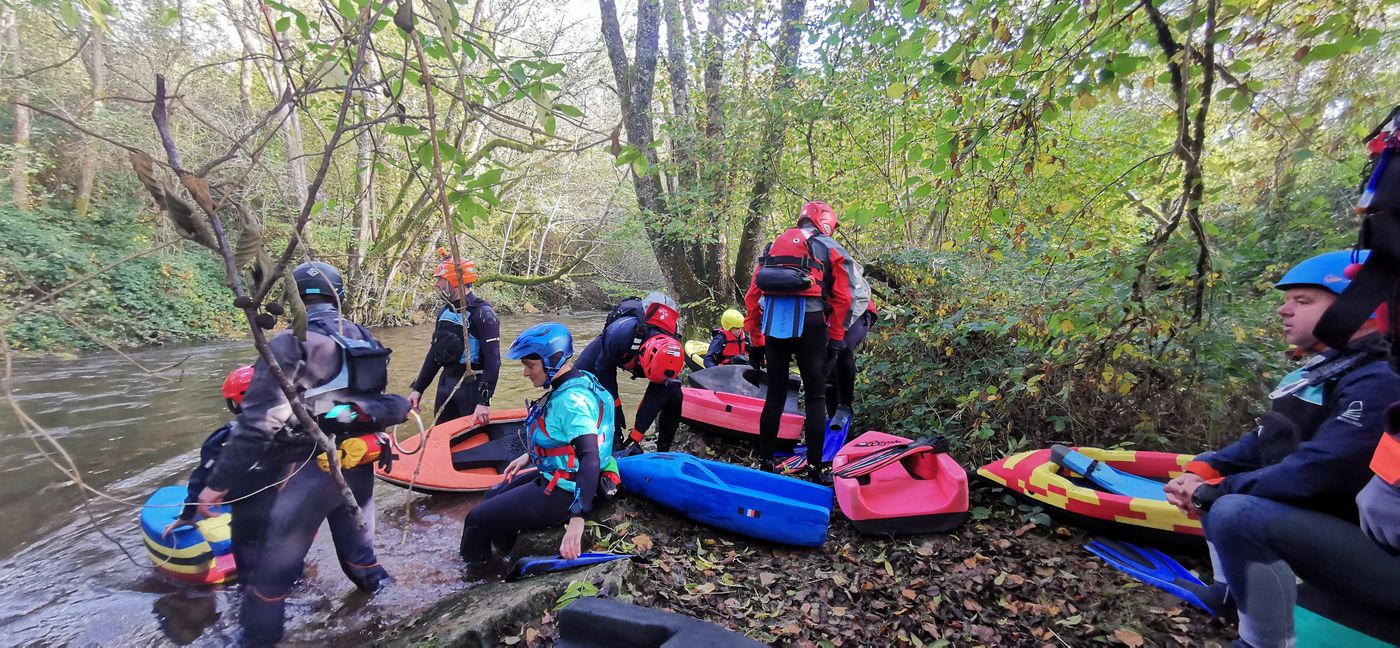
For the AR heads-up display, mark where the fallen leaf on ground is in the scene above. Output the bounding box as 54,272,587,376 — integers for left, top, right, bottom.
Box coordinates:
1114,627,1145,647
634,534,653,552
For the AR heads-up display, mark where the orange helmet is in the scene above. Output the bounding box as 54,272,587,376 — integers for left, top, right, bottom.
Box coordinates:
798,201,838,236
434,258,479,288
222,365,255,413
638,335,683,383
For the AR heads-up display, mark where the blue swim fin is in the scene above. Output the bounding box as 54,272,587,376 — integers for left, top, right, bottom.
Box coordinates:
761,296,805,339
822,407,852,463
504,553,635,582
1086,538,1216,616
1050,445,1170,501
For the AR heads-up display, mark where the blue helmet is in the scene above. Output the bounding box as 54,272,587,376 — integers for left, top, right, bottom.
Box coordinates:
1275,250,1369,295
293,261,345,300
507,322,574,380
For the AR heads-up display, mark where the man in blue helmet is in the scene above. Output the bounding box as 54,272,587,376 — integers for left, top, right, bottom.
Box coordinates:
1154,250,1400,645
459,322,619,575
196,261,407,645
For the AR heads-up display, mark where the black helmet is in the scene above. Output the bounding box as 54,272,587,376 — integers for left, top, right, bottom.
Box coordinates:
292,261,345,300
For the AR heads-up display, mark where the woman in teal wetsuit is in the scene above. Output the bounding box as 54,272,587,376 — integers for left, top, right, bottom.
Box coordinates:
459,322,618,570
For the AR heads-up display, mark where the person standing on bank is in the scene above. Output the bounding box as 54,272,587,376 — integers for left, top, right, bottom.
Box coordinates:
744,201,859,484
408,256,502,426
197,261,406,645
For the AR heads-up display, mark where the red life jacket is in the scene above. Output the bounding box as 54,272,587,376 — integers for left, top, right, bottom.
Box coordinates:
754,228,829,298
713,328,748,363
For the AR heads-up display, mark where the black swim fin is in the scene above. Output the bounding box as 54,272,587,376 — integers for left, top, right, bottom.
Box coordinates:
504,553,635,582
1086,537,1216,616
834,435,949,479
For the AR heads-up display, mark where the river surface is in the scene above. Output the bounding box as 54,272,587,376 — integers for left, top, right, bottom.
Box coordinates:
0,311,652,646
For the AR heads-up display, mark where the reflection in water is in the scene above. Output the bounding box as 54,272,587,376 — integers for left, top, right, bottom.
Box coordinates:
0,312,649,645
153,592,221,645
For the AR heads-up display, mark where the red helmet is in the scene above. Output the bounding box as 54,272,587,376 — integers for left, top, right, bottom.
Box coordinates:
222,365,254,413
798,201,838,236
434,258,479,288
638,335,683,383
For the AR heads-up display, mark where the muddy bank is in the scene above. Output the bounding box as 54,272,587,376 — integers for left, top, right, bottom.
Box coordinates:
389,435,1236,647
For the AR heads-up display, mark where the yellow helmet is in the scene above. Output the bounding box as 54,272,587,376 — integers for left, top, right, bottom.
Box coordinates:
720,308,744,330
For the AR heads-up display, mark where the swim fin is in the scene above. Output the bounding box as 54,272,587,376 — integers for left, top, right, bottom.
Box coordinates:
1086,537,1216,616
504,553,636,582
834,435,950,479
822,407,852,463
777,453,808,475
1049,445,1169,501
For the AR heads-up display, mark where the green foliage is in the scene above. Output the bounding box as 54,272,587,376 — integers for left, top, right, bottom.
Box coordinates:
0,200,242,352
858,244,1303,462
553,579,599,611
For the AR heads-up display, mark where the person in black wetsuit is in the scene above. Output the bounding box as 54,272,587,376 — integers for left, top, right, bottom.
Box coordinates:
459,322,619,575
825,300,877,419
574,292,685,452
161,365,253,537
407,257,501,426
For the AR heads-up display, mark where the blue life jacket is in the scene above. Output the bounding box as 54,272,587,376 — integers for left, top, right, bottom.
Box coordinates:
438,306,482,366
525,371,619,498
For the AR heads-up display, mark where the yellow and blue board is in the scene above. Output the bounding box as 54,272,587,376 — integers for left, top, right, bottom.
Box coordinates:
139,486,237,585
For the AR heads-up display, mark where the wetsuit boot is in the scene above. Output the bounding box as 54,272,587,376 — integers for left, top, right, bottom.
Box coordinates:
805,463,833,486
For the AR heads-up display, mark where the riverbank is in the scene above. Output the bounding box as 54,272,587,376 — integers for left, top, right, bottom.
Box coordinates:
385,433,1235,647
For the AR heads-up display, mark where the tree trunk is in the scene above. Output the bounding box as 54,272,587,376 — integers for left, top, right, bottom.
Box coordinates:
733,0,805,300
238,56,252,113
74,24,104,217
3,8,29,211
598,0,709,304
349,56,381,280
700,0,730,295
222,0,309,213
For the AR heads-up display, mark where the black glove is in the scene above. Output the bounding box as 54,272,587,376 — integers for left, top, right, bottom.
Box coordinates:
749,346,765,371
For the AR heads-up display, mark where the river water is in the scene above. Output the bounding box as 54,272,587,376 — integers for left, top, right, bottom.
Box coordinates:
0,311,651,646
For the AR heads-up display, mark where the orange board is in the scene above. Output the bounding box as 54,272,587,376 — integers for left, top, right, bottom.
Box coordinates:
376,408,529,494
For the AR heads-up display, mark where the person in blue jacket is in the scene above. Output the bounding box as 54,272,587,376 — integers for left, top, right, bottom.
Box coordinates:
408,257,501,426
575,292,684,452
1161,250,1400,644
459,322,618,573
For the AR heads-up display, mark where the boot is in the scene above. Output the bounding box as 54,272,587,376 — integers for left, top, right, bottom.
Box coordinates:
758,458,776,473
805,463,833,486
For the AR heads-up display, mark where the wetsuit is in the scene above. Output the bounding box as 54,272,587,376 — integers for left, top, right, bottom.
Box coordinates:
176,423,233,522
410,294,501,424
205,303,393,645
459,369,616,561
702,329,749,368
744,223,859,467
575,316,682,452
826,303,877,418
